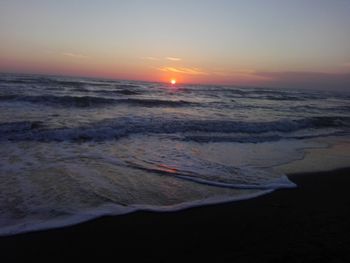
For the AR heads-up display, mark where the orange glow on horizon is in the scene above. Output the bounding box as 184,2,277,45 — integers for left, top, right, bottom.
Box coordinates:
170,79,176,85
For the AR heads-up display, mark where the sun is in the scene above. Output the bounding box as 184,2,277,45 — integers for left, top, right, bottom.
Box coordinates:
170,79,176,85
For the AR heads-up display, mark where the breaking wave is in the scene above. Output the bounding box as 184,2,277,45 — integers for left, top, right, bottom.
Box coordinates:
1,116,349,142
0,94,196,108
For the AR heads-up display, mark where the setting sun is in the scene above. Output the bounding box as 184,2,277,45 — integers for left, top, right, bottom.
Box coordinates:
170,79,176,85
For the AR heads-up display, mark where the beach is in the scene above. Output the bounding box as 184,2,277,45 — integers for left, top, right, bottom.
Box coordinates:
1,167,349,262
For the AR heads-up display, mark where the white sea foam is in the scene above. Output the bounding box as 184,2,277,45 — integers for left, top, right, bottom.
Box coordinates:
0,189,275,237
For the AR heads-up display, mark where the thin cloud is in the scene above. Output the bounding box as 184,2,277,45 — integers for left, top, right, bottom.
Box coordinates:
62,52,88,59
165,57,182,61
159,67,208,75
255,71,350,90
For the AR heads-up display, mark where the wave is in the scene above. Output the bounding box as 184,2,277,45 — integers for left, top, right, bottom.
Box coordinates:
0,121,43,134
91,89,141,95
0,95,116,107
113,84,141,89
1,116,349,142
0,95,195,108
0,187,279,237
121,98,196,107
292,105,350,113
0,76,146,92
125,159,296,190
0,77,86,87
185,86,325,100
224,93,313,101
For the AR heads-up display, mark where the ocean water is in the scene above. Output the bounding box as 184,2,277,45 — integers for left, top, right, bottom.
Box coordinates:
0,73,349,235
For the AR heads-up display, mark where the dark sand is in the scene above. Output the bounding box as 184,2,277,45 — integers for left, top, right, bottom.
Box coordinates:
1,168,350,262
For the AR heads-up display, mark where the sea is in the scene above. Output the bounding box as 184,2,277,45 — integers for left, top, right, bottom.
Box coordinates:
0,73,349,235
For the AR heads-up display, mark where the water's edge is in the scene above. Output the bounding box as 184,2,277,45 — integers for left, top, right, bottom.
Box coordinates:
2,162,349,237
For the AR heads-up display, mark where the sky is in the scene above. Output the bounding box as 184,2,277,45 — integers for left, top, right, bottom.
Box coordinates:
0,0,350,89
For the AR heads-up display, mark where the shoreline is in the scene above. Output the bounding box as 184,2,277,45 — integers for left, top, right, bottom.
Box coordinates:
1,167,350,262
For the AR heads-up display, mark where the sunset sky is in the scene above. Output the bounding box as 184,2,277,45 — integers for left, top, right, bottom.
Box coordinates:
1,0,350,89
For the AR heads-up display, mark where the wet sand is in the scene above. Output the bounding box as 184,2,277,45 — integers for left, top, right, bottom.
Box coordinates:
1,168,350,262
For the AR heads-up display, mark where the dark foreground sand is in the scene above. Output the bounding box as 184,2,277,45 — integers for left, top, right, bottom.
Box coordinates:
1,168,350,262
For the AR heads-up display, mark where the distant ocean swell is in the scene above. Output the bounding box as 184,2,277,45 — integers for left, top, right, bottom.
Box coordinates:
0,76,140,88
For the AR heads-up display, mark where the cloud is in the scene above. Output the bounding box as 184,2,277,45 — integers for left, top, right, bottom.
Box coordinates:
343,62,350,67
159,67,208,75
165,57,182,61
62,52,88,59
255,71,350,90
204,69,350,89
141,56,182,61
